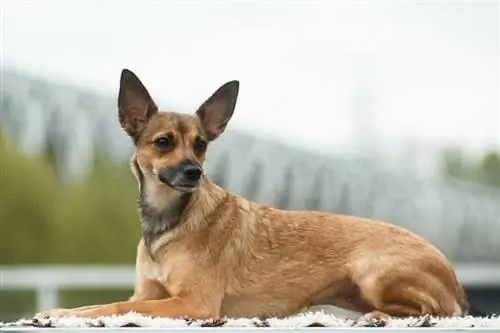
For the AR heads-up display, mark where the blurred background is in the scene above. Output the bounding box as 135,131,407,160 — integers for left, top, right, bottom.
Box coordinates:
1,1,499,322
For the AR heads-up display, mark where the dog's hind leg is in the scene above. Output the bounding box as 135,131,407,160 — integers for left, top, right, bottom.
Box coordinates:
357,273,459,321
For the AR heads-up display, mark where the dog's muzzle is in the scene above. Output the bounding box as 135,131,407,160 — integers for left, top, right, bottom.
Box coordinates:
158,162,203,192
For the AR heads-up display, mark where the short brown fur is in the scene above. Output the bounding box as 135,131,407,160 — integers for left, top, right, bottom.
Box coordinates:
35,69,470,321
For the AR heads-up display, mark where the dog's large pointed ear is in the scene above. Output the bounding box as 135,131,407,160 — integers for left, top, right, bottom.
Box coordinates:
118,69,158,140
195,80,239,141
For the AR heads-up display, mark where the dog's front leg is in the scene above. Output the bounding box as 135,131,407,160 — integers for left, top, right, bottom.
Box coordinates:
34,304,105,319
38,296,220,320
33,277,170,319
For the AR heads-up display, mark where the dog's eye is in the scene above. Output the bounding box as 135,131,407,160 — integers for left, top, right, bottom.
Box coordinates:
194,137,208,153
153,136,174,150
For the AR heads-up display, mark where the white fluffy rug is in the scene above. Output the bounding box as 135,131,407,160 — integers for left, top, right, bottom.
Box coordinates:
1,305,499,329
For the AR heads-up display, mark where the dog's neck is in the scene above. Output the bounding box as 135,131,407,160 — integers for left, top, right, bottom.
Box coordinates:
138,181,191,249
132,159,227,252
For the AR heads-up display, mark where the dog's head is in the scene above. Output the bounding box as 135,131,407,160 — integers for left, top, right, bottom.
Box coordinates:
118,69,239,193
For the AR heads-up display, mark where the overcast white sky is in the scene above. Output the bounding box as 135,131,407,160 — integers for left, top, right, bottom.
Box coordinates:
2,1,499,155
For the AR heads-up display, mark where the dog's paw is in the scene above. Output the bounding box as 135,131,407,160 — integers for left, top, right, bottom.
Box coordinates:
356,311,390,327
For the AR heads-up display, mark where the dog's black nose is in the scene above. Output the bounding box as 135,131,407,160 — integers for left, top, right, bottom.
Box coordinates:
182,164,202,182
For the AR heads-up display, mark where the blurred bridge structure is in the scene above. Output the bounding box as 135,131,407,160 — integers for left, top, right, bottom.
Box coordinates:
1,69,500,315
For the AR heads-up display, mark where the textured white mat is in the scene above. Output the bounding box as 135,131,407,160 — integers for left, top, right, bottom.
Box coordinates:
1,309,499,329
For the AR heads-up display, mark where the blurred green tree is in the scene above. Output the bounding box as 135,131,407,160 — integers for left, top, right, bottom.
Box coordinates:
440,147,500,188
0,133,140,265
474,151,500,187
49,158,139,264
0,132,59,264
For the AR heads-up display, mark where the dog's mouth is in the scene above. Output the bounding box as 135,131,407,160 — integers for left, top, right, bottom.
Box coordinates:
169,181,200,193
159,176,201,193
157,163,203,193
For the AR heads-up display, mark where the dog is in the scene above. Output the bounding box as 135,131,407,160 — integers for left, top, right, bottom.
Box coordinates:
34,68,476,322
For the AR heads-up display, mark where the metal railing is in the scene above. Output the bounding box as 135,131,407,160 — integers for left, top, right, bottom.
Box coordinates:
1,264,500,312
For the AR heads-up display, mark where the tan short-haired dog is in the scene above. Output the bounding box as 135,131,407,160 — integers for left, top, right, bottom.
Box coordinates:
35,69,476,322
